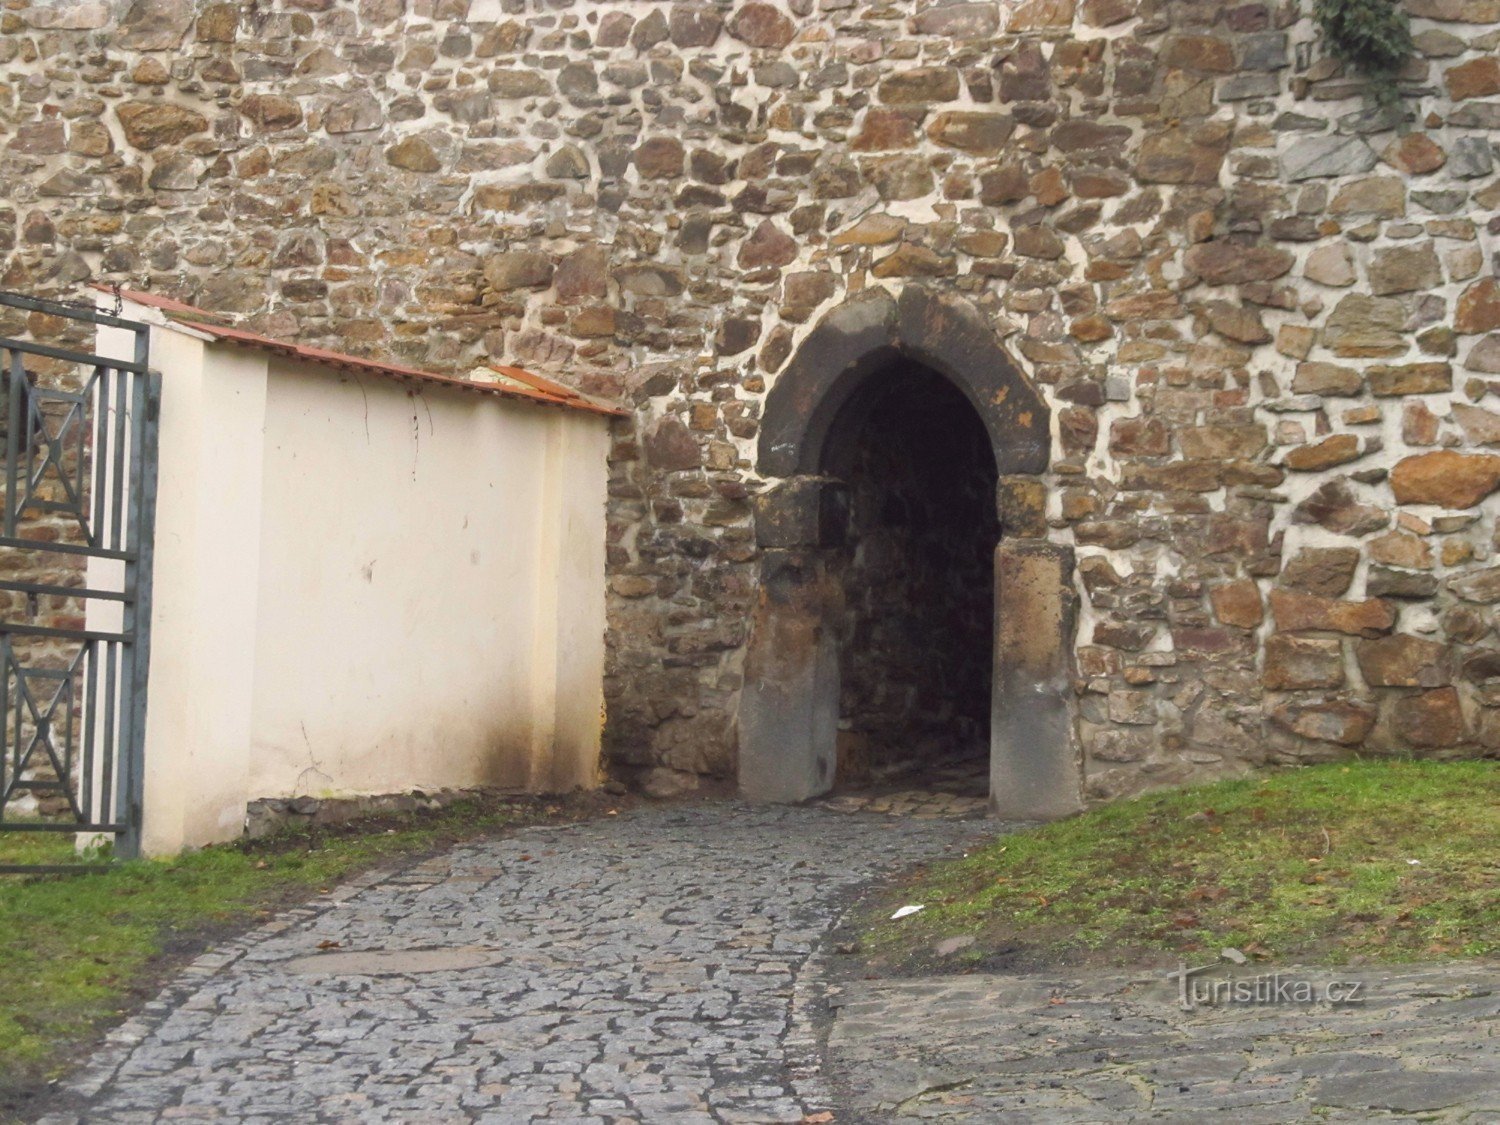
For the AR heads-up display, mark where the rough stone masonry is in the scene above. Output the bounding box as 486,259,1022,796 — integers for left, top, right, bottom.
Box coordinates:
3,0,1500,808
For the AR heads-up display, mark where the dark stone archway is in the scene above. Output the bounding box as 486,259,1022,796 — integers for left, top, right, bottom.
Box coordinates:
757,286,1049,479
740,287,1082,821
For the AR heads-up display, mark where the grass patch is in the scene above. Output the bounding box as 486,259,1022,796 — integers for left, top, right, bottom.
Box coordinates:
0,793,596,1115
864,760,1500,976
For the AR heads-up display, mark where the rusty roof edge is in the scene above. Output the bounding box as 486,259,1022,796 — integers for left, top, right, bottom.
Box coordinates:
93,285,626,419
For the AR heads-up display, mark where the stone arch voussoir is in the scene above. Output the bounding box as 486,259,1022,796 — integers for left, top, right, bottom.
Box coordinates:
757,286,1050,481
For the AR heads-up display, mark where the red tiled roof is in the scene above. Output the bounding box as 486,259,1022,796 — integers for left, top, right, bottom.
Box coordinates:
92,286,625,418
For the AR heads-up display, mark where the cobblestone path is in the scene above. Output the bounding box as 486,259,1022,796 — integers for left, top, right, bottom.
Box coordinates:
44,804,981,1124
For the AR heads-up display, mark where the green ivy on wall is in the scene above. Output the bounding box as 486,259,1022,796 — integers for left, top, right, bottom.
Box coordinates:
1313,0,1415,106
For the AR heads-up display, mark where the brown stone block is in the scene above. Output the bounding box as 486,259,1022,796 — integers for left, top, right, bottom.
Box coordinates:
1081,0,1135,24
1368,243,1442,296
1324,294,1407,357
997,475,1047,537
645,416,700,473
1291,480,1389,537
1179,424,1268,460
1119,462,1222,492
1445,56,1500,99
115,101,208,150
1328,176,1406,218
239,94,303,133
1173,626,1253,655
1052,121,1133,153
1380,133,1447,174
1271,698,1375,745
871,244,954,278
1202,512,1271,557
1007,0,1077,31
1270,589,1396,637
1204,301,1270,344
1160,34,1236,74
979,164,1030,205
1078,646,1123,676
1461,649,1500,681
1390,450,1500,509
555,246,610,302
1070,315,1113,342
1093,622,1156,651
1137,122,1233,185
752,477,848,549
735,220,798,273
1452,403,1500,446
1369,362,1452,396
1293,361,1363,396
1456,278,1500,334
1284,433,1362,472
1389,687,1466,748
1211,579,1263,629
385,136,442,173
1108,688,1157,724
1356,634,1450,687
1109,416,1170,456
1369,567,1440,599
1368,530,1433,570
1305,243,1357,287
1104,290,1185,321
852,108,922,152
1447,566,1500,603
1263,635,1345,690
634,136,685,179
1074,521,1140,548
727,1,793,47
1183,242,1294,285
909,1,1000,36
669,2,722,47
878,67,962,105
483,251,553,291
927,112,1015,155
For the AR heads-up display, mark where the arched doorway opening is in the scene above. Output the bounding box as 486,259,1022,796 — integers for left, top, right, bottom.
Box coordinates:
740,286,1082,820
821,359,997,792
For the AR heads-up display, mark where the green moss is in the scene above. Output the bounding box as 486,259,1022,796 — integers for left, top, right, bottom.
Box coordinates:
867,760,1500,972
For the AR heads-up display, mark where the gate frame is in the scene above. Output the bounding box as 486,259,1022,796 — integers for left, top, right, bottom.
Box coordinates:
0,290,161,870
740,286,1083,821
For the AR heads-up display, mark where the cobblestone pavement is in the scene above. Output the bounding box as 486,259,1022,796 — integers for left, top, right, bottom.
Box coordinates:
42,804,984,1124
815,754,990,819
824,960,1500,1122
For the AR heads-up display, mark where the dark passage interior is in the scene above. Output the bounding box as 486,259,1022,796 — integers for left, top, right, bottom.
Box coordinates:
822,359,998,791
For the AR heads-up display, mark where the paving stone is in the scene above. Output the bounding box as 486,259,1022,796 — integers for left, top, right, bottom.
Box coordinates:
824,963,1500,1122
44,805,981,1123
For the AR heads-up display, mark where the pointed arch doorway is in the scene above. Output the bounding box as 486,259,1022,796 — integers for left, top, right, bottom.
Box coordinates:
739,287,1083,821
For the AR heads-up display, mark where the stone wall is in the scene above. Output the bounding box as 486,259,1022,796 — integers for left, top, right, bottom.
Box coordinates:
4,0,1500,803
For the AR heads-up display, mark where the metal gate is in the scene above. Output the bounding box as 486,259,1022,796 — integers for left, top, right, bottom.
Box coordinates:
0,291,160,871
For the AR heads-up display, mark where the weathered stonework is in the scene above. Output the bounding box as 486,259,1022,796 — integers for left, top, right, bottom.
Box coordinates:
4,0,1500,811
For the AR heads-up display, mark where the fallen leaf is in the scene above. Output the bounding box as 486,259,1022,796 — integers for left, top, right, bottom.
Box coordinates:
316,940,341,950
802,1113,835,1124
